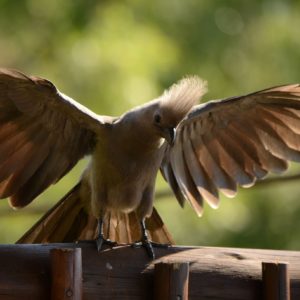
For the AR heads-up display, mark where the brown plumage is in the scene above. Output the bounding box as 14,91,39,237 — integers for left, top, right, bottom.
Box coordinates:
17,183,173,245
1,68,300,257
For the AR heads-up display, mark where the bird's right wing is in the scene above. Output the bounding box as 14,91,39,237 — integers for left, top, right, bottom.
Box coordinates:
0,68,109,208
161,83,300,216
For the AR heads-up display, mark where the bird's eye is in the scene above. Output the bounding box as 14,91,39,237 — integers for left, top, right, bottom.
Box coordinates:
154,114,161,124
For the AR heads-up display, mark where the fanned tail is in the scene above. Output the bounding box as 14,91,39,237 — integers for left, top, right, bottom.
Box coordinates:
17,183,174,245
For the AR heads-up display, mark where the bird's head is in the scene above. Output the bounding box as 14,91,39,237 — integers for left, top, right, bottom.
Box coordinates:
153,76,207,145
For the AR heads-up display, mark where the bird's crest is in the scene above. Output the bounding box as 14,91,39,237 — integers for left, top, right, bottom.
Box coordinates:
159,76,207,118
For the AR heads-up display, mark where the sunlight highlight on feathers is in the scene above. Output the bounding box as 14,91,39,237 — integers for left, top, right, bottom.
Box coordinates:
160,76,208,117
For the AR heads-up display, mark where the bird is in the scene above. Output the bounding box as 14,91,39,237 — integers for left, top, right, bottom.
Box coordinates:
1,68,300,259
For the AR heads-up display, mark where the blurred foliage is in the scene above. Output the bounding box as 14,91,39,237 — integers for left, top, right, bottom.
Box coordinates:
1,0,300,249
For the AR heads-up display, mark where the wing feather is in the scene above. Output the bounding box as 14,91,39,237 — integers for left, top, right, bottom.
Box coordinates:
162,83,300,216
183,126,220,208
205,134,254,187
189,122,237,197
215,129,265,181
230,118,289,173
251,116,300,162
0,68,107,207
170,129,203,216
160,162,186,208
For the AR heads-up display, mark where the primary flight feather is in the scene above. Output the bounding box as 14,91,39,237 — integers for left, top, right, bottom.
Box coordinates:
1,68,300,258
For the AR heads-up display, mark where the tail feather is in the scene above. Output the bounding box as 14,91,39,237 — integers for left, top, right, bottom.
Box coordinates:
17,183,174,245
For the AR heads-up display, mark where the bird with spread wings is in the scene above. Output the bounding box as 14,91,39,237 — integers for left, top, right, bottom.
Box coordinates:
1,68,300,258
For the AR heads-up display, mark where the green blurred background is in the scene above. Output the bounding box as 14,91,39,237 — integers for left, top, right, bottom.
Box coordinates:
1,0,300,250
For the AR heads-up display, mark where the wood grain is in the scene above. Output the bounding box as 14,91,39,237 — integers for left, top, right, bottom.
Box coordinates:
0,244,299,299
154,262,189,300
50,248,82,300
262,262,290,300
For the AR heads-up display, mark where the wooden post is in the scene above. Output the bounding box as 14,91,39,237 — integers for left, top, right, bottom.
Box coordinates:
3,244,300,299
262,262,290,300
50,248,82,300
153,262,189,300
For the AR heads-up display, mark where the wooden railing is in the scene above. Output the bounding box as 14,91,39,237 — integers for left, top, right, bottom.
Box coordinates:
0,243,298,299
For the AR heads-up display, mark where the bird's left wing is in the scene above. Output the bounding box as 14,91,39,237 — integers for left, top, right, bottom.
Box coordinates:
161,84,300,216
0,68,107,208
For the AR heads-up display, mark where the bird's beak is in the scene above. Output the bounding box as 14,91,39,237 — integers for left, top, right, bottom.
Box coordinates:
162,127,176,145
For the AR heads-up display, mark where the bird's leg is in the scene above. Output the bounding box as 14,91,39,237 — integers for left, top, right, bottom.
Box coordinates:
132,219,170,259
95,217,117,251
138,219,155,259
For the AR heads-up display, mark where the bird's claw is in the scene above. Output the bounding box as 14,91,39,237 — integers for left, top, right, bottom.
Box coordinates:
132,238,170,259
95,235,117,252
132,238,155,259
76,237,117,251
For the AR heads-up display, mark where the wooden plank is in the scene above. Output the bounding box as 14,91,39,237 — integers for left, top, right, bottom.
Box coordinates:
262,262,290,300
0,244,300,299
50,248,82,300
154,262,189,300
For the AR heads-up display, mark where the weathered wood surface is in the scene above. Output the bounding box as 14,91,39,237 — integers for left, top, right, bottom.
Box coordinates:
262,262,290,300
0,244,300,299
154,262,189,300
50,248,82,300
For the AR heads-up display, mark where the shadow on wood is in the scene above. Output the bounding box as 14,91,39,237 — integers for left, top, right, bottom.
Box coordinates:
0,243,299,299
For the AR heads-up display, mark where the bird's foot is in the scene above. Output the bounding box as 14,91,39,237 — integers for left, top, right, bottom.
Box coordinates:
76,236,117,251
95,235,117,252
132,238,170,259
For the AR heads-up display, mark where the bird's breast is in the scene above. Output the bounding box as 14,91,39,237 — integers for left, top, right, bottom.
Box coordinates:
88,137,164,215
